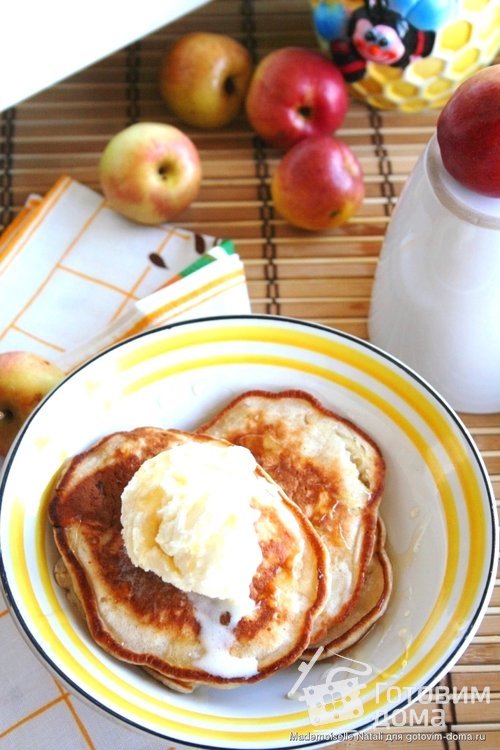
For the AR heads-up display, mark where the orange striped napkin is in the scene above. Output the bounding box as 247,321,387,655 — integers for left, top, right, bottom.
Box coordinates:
0,175,250,373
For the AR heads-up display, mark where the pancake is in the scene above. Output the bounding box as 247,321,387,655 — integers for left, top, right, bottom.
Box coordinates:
305,518,392,657
53,556,197,693
49,427,329,689
198,389,388,653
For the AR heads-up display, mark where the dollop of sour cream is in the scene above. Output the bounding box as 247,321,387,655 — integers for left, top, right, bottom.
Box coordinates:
120,440,263,603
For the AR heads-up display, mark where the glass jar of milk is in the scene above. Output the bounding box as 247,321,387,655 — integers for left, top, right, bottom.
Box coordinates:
368,133,500,413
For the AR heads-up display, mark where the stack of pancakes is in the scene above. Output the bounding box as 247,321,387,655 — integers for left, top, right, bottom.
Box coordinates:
49,389,392,691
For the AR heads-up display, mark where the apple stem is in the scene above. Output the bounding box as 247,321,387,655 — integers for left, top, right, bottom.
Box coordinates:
298,105,313,120
224,76,236,96
0,408,12,421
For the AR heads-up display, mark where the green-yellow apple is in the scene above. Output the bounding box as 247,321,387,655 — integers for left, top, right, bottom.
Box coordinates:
0,351,64,456
99,122,202,225
160,32,253,129
437,65,500,197
271,135,364,231
245,47,348,150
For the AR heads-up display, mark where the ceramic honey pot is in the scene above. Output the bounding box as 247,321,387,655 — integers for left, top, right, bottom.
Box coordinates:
311,0,499,111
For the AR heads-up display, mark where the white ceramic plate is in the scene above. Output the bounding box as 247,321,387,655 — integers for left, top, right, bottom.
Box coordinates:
0,315,497,749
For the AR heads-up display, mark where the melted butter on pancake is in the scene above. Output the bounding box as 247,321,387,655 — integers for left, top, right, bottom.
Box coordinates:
188,592,259,678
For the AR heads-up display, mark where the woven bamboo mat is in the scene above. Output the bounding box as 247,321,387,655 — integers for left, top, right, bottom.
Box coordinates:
1,0,499,748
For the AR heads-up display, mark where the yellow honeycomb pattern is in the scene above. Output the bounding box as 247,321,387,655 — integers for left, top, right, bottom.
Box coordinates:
314,0,499,111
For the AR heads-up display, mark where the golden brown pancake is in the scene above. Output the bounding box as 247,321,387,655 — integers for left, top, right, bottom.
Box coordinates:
49,427,329,689
305,519,392,657
198,389,387,653
53,556,197,693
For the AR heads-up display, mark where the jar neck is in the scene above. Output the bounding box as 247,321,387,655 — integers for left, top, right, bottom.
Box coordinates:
425,134,500,230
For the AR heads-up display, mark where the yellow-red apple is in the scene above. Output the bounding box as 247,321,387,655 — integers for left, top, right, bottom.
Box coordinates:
271,135,364,231
0,351,64,456
160,32,253,129
246,47,348,150
437,65,500,197
99,122,202,225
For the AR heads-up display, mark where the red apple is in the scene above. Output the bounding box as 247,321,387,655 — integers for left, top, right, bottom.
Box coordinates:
160,32,253,129
437,65,500,197
0,351,64,456
99,122,202,225
245,47,348,150
271,135,364,231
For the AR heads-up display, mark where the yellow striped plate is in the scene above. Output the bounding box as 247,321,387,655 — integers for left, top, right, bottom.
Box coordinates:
0,315,497,749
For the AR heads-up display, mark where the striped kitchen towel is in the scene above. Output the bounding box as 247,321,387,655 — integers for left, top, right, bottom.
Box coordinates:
0,176,251,373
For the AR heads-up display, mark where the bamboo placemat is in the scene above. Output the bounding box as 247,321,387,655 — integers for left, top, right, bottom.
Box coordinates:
1,1,499,748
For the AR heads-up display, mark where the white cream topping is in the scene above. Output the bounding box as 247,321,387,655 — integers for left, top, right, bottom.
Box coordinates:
188,592,258,678
120,439,269,678
120,440,263,603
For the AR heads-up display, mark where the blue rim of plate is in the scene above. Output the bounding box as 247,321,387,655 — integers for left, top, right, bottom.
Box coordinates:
0,314,498,749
